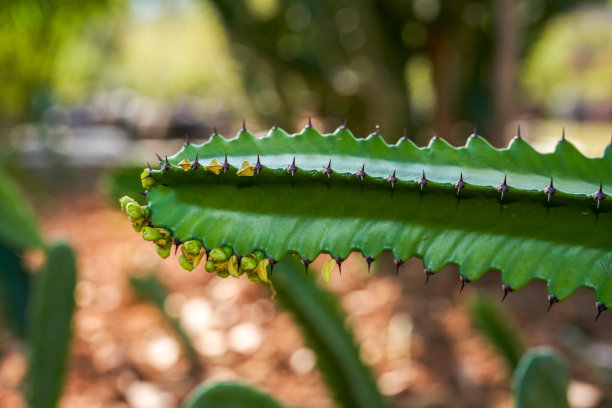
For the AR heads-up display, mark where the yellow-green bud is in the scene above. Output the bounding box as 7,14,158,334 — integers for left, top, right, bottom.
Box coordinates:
247,273,260,282
131,221,144,232
141,206,151,219
253,250,265,262
240,256,257,271
126,202,143,219
222,246,233,259
183,240,203,256
210,248,228,262
178,254,194,271
120,196,137,211
157,244,171,259
205,260,215,273
216,269,230,278
142,227,164,241
141,169,155,189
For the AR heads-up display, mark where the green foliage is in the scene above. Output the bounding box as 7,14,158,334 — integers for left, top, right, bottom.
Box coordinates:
0,168,43,252
0,244,30,337
182,382,287,408
272,257,389,408
122,125,611,308
129,274,202,372
468,293,525,371
25,243,77,408
513,348,569,408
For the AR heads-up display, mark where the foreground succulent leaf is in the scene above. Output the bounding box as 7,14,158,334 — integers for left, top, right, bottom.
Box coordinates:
512,347,569,408
182,382,287,408
25,243,77,408
124,125,611,308
271,257,389,408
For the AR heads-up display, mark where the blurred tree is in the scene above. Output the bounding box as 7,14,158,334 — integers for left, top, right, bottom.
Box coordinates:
209,0,607,145
0,0,112,121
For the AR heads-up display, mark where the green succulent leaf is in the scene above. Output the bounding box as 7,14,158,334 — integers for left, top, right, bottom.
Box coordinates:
25,243,77,408
126,126,611,307
271,257,389,408
182,382,287,408
513,347,569,408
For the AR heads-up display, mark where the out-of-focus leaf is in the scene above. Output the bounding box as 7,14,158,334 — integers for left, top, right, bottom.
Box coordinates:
25,243,77,408
129,274,202,372
0,244,29,337
182,382,287,408
468,292,525,370
0,169,43,251
513,347,569,408
271,257,389,408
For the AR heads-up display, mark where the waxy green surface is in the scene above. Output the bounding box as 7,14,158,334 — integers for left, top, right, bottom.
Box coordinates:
144,126,612,305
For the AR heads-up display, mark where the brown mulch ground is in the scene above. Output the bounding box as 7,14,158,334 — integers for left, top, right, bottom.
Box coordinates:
1,192,612,408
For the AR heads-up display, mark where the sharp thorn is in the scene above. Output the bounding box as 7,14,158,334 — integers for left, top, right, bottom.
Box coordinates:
561,127,566,141
496,175,509,201
459,275,470,293
501,284,513,303
517,125,521,139
184,134,190,145
272,121,278,130
387,170,398,189
355,163,367,181
544,177,556,202
398,128,408,142
547,295,559,312
342,118,347,129
455,172,466,196
213,126,218,136
322,159,333,177
255,154,263,175
287,156,298,176
375,125,380,136
301,258,311,274
147,161,152,170
596,302,607,321
393,258,404,276
364,256,374,273
418,170,428,191
307,116,312,128
593,182,605,209
425,268,433,284
204,247,211,261
190,154,201,170
333,257,344,274
172,237,182,255
473,124,478,137
269,258,277,274
138,191,148,196
155,152,163,162
241,119,246,132
222,153,230,173
161,157,171,172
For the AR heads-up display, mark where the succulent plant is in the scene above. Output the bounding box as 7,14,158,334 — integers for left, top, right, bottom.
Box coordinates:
120,122,611,316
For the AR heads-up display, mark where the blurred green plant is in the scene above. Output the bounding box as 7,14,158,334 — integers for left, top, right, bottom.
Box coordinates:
0,0,112,119
468,292,571,407
270,257,390,408
24,243,77,408
469,293,525,371
129,273,203,374
209,0,607,143
513,348,570,408
0,168,78,408
183,382,287,408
